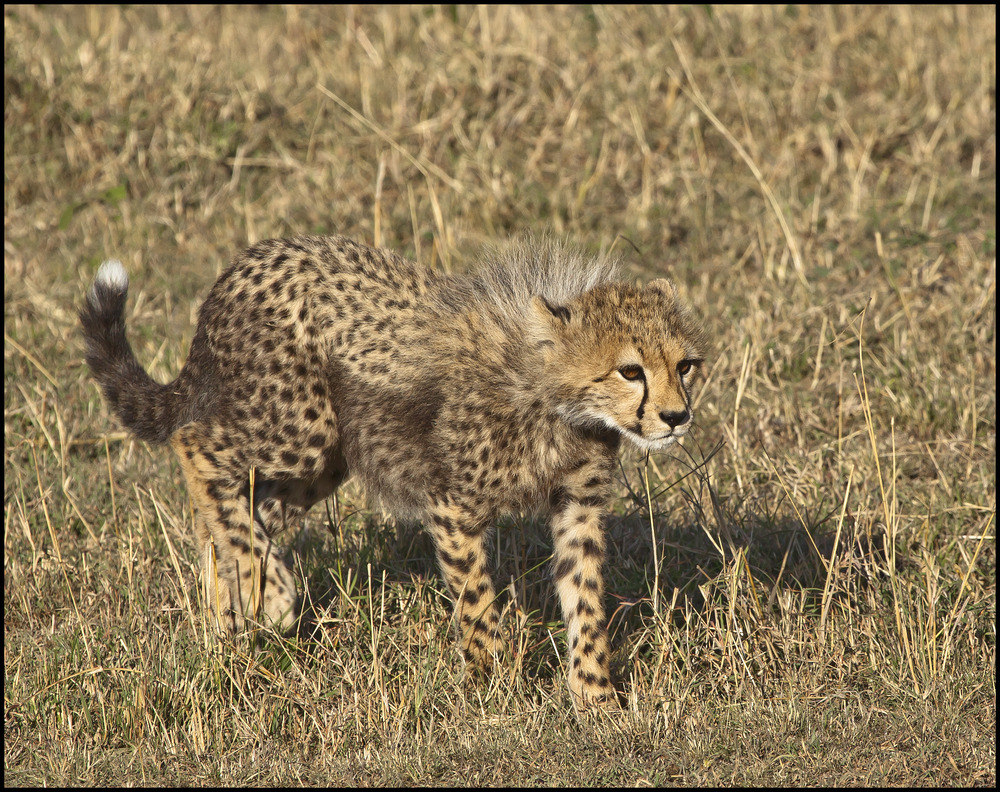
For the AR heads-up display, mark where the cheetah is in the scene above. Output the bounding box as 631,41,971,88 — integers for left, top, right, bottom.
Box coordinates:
80,235,706,708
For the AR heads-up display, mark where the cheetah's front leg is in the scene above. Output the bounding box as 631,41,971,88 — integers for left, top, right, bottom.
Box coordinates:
427,503,502,672
551,461,616,707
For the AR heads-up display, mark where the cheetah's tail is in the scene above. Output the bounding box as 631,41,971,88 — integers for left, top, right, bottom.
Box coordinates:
79,260,185,444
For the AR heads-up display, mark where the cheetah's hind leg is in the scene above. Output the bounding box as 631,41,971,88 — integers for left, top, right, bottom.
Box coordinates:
171,424,302,635
249,466,349,638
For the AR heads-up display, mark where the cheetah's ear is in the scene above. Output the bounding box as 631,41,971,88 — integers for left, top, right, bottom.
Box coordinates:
647,278,678,299
532,295,572,326
528,295,572,348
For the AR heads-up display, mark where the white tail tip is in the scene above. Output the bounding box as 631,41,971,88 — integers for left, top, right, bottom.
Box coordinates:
95,259,128,292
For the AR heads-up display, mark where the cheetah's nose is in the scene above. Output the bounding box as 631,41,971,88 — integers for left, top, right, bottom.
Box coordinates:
659,409,689,428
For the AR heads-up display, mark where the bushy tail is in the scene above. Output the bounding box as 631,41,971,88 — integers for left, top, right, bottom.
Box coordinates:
79,260,186,444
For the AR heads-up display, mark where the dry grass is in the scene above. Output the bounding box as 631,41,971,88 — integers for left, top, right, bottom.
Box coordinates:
4,5,995,785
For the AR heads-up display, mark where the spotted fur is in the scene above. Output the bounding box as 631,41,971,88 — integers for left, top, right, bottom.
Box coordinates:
80,235,706,708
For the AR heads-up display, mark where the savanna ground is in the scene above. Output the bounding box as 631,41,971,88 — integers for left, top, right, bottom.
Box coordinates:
4,5,995,786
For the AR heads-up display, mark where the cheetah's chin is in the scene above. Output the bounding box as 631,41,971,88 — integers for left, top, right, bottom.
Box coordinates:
621,429,686,452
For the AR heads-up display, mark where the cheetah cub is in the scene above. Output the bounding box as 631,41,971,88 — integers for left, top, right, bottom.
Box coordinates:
81,235,706,708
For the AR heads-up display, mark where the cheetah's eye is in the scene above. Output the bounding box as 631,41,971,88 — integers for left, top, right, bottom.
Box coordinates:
618,364,644,381
677,359,700,378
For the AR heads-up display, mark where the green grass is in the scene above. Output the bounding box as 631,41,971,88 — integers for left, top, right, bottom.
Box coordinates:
4,5,995,785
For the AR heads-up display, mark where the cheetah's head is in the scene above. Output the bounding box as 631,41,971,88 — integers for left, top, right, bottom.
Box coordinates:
530,279,706,451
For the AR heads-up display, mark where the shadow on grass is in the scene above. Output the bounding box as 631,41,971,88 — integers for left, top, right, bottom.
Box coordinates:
282,438,893,691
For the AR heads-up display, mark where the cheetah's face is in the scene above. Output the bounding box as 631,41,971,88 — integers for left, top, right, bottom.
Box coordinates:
588,344,702,450
530,279,705,451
